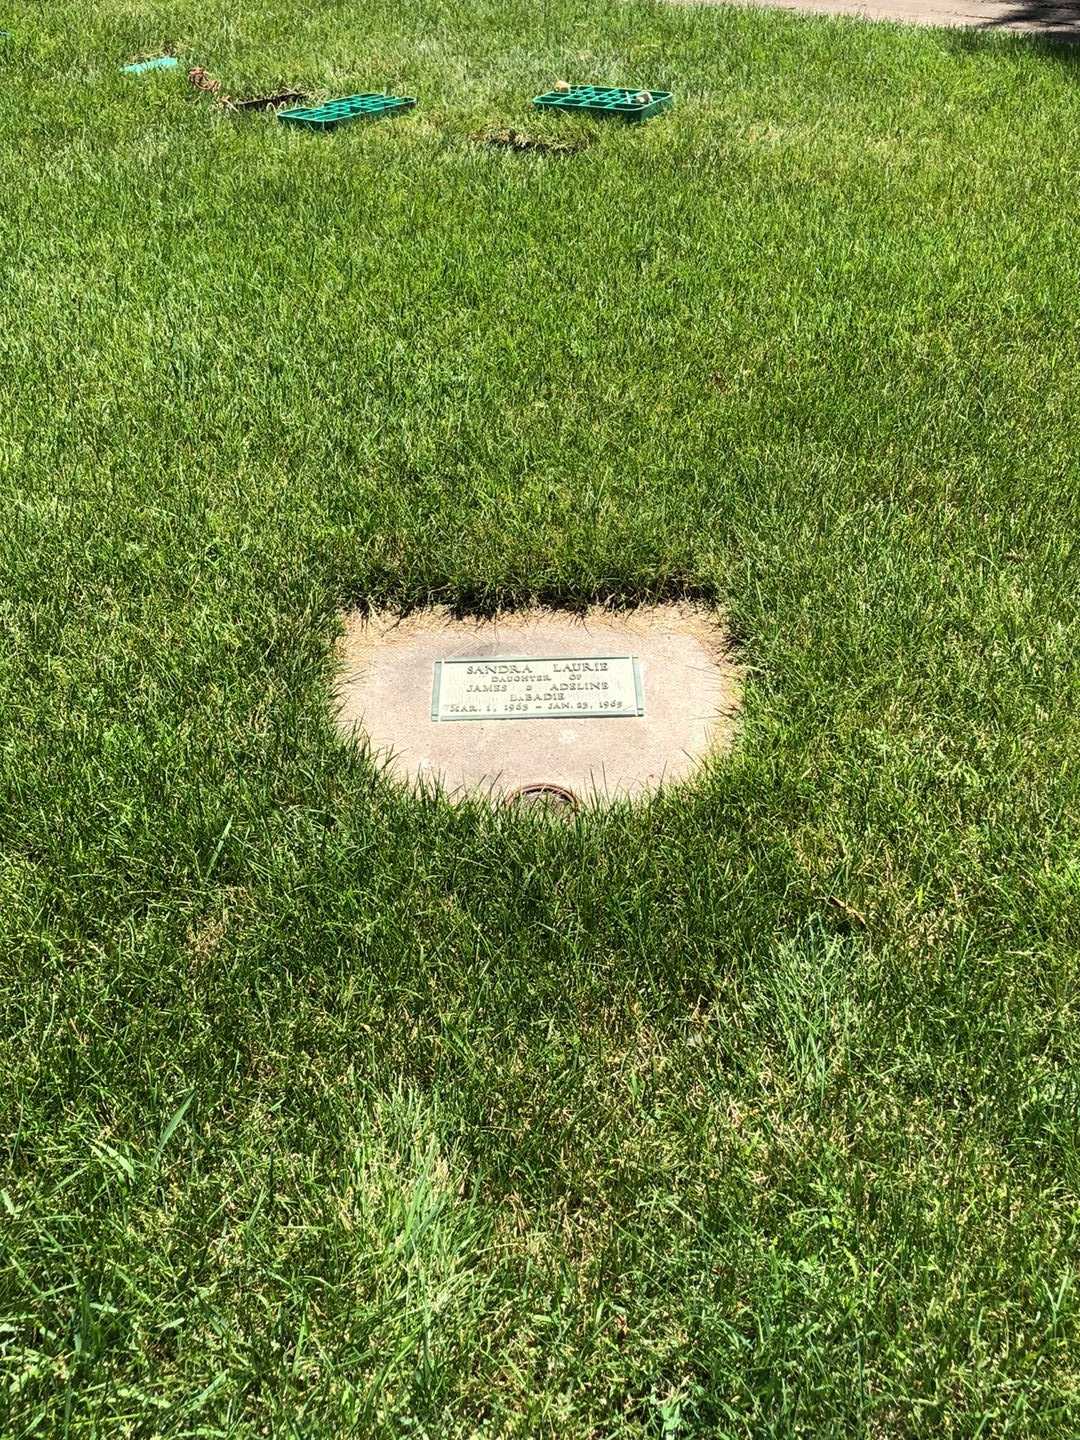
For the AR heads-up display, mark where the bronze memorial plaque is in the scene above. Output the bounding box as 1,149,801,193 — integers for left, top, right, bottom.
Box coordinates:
431,656,644,722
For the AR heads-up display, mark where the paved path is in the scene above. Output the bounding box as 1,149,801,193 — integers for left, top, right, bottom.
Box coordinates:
675,0,1080,38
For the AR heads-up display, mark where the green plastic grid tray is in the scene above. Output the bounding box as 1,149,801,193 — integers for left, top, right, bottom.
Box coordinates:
279,93,416,131
533,84,672,123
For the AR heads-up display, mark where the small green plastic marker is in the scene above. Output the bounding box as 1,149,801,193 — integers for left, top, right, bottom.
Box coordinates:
279,94,416,132
121,56,179,75
533,84,672,123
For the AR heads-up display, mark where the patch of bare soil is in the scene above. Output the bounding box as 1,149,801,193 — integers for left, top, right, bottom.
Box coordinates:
473,128,593,156
334,603,743,804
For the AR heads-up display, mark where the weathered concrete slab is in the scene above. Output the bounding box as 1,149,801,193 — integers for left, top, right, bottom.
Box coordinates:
335,604,742,803
672,0,1080,39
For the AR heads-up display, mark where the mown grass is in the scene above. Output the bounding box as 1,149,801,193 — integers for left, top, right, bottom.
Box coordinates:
2,1,1080,1435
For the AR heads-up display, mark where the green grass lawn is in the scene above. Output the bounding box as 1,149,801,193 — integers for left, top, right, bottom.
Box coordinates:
2,1,1080,1434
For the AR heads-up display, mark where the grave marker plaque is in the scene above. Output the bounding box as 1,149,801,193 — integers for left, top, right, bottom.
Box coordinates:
431,655,644,722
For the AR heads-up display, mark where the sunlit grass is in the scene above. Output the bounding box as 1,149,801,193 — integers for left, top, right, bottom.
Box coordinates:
1,2,1079,1435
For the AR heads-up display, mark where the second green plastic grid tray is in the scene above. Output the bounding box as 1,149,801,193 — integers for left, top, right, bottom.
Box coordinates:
533,85,672,123
279,94,416,131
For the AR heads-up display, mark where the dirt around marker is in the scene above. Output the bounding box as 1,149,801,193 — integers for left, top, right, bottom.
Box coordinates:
334,603,742,804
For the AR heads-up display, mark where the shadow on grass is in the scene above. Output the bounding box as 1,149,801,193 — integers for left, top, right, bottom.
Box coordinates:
978,1,1080,43
942,7,1080,70
336,571,729,622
